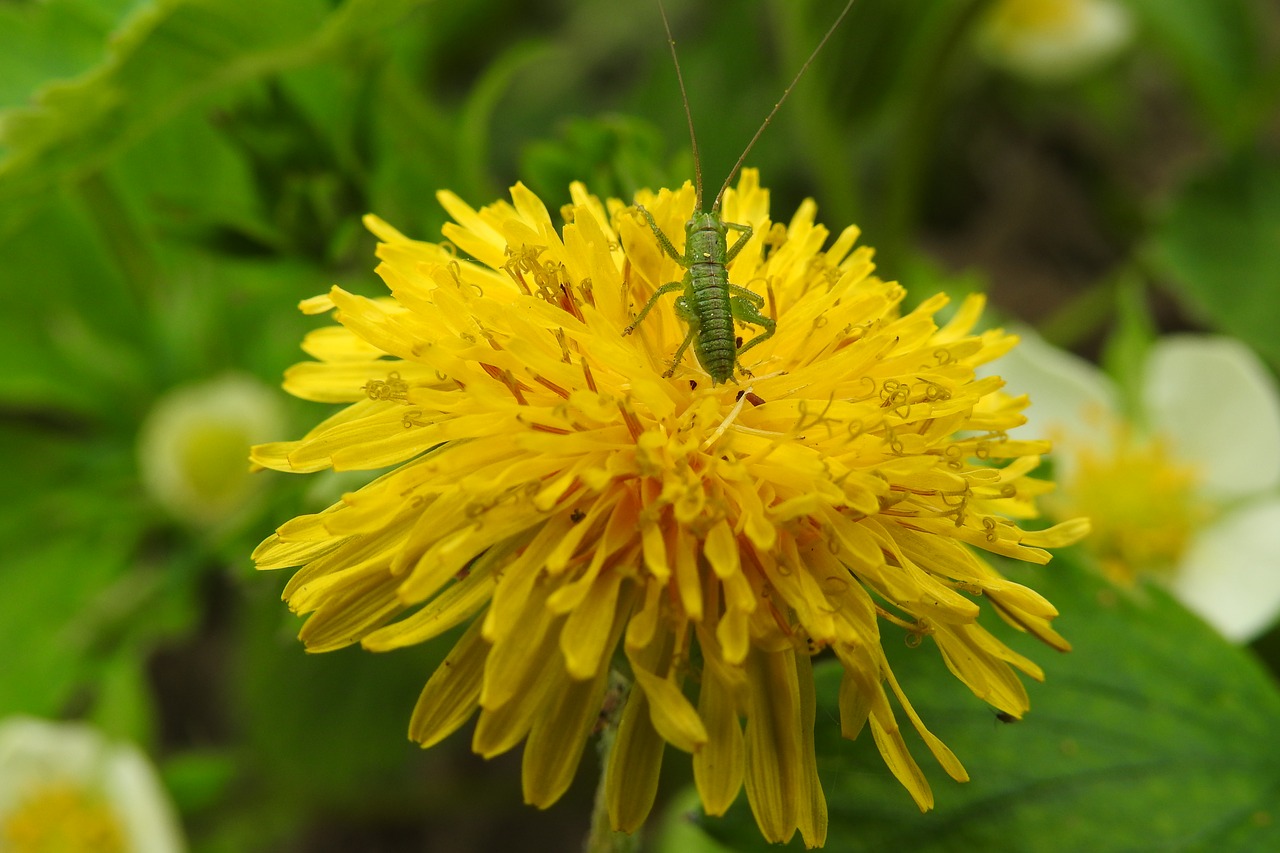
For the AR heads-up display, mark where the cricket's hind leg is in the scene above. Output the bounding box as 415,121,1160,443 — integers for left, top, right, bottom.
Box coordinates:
664,295,701,377
730,294,775,375
624,279,684,335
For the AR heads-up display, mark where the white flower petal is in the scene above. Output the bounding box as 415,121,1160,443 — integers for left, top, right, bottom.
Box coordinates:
106,745,188,853
1169,500,1280,643
1143,336,1280,500
991,327,1119,473
977,0,1133,81
0,717,186,853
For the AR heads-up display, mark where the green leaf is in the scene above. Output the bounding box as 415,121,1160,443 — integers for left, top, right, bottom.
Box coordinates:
0,0,137,110
138,246,328,385
364,63,455,238
521,115,669,206
111,107,269,250
1145,151,1280,367
699,554,1280,851
0,480,149,717
0,0,434,237
162,750,239,815
0,195,150,417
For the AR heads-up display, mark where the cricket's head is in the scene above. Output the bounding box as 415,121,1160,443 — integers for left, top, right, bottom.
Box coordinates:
686,209,726,238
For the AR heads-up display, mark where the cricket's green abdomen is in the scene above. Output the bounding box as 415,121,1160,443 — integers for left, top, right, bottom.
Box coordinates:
686,220,736,384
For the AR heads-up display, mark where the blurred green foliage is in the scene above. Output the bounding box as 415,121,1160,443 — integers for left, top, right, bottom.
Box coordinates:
1,0,1279,850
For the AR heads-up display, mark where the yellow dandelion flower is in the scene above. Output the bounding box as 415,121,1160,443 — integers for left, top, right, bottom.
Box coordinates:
252,170,1086,847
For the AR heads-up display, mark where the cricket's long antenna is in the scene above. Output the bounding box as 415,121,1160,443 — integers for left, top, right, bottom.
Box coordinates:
658,0,704,211
712,0,856,211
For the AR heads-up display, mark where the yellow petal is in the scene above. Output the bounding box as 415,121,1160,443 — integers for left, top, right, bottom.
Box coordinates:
1021,516,1091,547
473,628,560,758
361,568,496,652
867,687,933,812
605,687,666,833
297,570,401,652
692,660,745,816
792,651,828,848
252,531,338,571
632,666,707,754
479,587,558,712
742,648,802,845
408,619,486,748
525,589,633,807
882,657,969,783
523,663,609,808
559,571,626,680
835,646,877,741
703,519,741,579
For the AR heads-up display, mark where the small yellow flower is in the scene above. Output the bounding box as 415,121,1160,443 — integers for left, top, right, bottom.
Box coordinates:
998,331,1280,641
253,171,1085,846
0,717,185,853
977,0,1132,81
138,374,285,527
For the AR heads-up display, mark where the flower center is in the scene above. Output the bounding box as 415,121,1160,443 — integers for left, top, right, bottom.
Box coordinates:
139,375,283,524
178,421,257,503
1060,430,1210,585
1,783,127,853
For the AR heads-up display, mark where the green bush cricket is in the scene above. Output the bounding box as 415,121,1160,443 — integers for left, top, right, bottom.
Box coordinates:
624,0,856,385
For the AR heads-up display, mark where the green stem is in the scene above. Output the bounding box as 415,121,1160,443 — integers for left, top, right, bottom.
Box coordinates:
584,672,639,853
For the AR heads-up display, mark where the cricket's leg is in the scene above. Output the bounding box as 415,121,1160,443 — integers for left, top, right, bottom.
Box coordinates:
727,282,765,307
635,205,687,264
730,295,776,369
664,294,700,377
723,220,753,263
624,279,685,335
